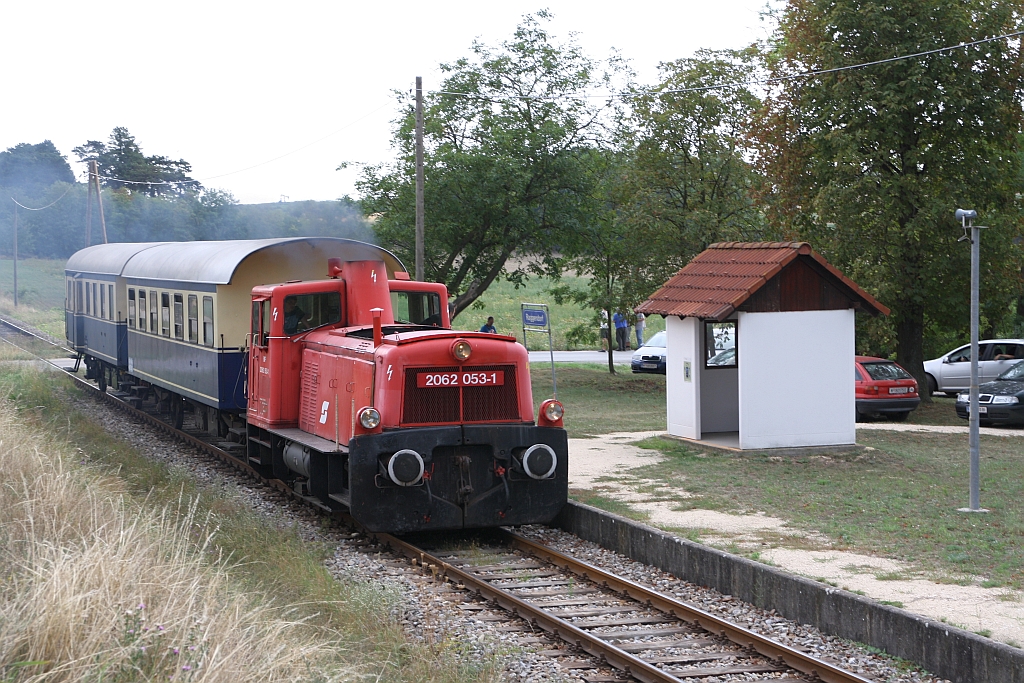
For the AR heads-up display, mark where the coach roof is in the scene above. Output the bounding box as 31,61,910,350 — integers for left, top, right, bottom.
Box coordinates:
67,238,405,284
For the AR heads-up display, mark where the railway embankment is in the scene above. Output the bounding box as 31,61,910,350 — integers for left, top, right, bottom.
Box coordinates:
555,500,1024,683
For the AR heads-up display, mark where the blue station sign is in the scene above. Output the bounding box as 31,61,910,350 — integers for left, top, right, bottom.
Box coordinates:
522,308,548,328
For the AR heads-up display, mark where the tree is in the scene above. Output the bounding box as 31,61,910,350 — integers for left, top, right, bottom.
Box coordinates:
357,12,624,317
0,140,75,198
74,127,200,198
753,0,1024,393
620,49,772,279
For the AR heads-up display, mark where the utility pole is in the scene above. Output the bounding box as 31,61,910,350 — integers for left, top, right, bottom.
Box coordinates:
415,76,425,281
955,208,988,513
12,203,17,307
86,160,108,245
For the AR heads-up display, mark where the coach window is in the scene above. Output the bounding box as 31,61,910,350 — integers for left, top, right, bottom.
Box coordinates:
203,297,214,347
100,284,106,320
128,290,136,329
109,285,114,320
149,291,157,333
93,283,98,319
161,293,170,337
77,281,83,313
67,281,73,311
138,290,147,331
187,295,198,343
173,294,184,340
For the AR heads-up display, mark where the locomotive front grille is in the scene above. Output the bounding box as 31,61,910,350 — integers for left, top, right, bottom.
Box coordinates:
402,364,520,425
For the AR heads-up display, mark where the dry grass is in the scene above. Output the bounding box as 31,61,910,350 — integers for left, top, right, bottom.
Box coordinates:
0,400,349,682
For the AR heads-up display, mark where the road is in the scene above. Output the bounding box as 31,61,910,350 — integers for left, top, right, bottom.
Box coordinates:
527,350,633,364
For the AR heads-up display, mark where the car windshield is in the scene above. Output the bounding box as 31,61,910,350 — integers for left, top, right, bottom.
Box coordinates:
643,331,666,348
997,360,1024,381
862,362,912,381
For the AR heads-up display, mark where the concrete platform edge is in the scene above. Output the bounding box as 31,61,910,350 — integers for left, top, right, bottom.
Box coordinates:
552,500,1023,683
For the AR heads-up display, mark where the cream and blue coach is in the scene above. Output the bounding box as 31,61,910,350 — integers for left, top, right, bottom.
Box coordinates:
65,237,402,415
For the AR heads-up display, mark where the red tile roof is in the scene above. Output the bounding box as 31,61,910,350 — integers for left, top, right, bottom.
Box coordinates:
636,242,889,319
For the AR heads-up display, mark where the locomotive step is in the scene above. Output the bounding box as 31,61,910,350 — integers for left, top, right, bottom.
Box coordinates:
248,437,271,448
328,492,351,506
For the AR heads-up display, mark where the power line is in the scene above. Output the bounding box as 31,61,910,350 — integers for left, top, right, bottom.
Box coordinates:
7,182,74,210
432,28,1024,102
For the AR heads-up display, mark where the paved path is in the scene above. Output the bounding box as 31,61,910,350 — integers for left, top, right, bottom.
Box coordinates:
858,422,1024,437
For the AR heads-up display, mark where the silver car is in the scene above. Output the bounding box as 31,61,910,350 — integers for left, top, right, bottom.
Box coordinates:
923,339,1024,395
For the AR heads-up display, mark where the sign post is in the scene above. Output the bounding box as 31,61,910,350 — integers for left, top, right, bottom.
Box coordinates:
521,303,556,399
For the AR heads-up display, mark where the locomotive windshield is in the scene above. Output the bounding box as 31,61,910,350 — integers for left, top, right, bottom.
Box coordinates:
283,291,342,335
391,290,442,326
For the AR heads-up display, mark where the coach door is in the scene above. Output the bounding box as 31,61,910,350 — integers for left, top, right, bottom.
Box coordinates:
248,297,273,423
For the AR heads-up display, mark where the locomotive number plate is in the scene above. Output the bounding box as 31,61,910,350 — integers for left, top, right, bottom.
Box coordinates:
418,371,505,388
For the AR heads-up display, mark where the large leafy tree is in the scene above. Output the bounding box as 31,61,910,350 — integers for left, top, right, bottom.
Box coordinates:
357,12,623,317
0,140,75,198
73,127,200,197
620,49,772,279
753,0,1024,391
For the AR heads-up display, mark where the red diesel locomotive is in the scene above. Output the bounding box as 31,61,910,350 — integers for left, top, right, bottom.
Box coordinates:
65,238,567,534
247,258,568,532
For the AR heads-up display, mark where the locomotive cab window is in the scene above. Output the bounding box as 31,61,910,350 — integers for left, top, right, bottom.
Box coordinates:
391,290,442,326
705,321,737,368
128,289,136,328
188,295,198,343
282,291,341,335
252,300,271,346
203,297,214,347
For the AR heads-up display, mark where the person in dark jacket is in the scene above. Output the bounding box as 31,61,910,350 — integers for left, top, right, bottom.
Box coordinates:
480,316,497,333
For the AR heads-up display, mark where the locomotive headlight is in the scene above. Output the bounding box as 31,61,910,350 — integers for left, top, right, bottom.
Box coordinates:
522,443,557,480
543,400,564,421
451,340,472,362
358,407,381,429
387,449,425,486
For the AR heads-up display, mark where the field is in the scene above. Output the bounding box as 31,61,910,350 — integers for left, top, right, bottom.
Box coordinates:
0,258,68,338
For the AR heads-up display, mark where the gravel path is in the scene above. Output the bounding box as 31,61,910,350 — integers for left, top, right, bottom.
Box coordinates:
62,386,948,681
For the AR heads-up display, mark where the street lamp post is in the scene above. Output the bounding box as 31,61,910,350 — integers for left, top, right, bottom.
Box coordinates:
955,208,987,513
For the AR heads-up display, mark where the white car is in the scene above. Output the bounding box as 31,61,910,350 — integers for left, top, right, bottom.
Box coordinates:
631,330,667,374
923,339,1024,395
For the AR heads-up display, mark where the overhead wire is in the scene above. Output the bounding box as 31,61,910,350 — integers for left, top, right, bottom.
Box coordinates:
431,28,1024,102
91,99,396,188
7,182,74,210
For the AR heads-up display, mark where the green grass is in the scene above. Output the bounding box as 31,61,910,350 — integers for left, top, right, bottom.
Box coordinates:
455,272,665,350
0,258,68,338
531,363,666,437
632,430,1024,588
0,365,502,682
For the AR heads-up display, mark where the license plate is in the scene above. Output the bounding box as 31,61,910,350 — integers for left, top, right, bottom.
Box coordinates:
642,363,658,369
979,406,988,414
417,370,504,388
889,387,910,394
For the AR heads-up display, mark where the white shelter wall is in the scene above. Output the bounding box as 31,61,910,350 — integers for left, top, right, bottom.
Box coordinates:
737,310,855,449
666,316,700,439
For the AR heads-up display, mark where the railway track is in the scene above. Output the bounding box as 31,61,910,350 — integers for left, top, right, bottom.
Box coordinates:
0,317,876,682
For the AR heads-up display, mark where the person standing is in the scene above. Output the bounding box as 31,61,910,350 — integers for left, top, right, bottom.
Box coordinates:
635,311,646,347
479,316,497,333
613,310,628,352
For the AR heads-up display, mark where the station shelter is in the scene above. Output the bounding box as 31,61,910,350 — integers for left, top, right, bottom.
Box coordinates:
637,242,889,450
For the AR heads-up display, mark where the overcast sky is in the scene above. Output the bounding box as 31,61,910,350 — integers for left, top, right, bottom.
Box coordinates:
2,1,774,205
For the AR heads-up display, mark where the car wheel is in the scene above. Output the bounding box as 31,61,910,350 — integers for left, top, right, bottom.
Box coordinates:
926,374,937,395
888,412,910,422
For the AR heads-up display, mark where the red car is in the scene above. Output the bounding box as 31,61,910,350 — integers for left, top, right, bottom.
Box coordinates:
855,356,920,422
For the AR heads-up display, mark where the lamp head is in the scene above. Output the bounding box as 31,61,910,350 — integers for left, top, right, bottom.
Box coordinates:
955,209,977,222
